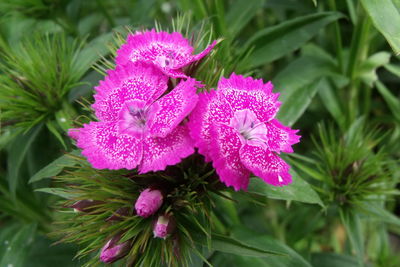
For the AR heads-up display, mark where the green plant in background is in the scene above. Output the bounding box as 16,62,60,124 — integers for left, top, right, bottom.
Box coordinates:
0,0,399,266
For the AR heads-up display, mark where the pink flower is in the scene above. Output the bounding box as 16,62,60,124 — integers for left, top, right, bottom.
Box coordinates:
153,215,174,239
116,29,217,78
69,61,198,172
100,234,130,263
135,188,163,218
188,74,300,191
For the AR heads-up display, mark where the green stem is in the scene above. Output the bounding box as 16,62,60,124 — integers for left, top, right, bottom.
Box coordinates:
346,7,371,123
328,0,344,73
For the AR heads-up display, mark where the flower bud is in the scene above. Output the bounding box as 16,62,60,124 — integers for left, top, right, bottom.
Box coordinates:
134,188,163,218
100,235,130,263
153,215,174,239
70,200,103,213
106,207,131,222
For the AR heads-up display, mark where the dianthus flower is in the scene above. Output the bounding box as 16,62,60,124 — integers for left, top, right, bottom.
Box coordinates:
189,74,300,190
116,29,217,78
69,61,198,173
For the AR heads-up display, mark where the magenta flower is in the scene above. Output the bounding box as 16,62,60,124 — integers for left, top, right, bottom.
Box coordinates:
69,61,198,173
153,215,174,239
135,188,163,218
100,234,130,263
188,74,300,191
115,29,217,78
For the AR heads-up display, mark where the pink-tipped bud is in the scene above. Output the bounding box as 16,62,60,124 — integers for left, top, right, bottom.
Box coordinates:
153,215,174,239
134,188,163,218
100,235,130,263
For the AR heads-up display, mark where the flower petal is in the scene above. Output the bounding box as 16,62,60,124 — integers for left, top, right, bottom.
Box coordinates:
148,78,199,138
76,121,143,170
188,89,233,161
239,144,292,186
209,123,250,191
218,73,281,122
92,61,168,122
115,30,216,78
139,125,194,173
265,119,300,153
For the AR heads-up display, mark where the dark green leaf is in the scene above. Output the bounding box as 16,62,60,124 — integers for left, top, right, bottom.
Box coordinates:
311,253,360,267
225,0,264,38
273,49,337,125
318,78,346,128
231,228,312,267
358,51,391,86
246,12,342,66
376,80,400,122
339,209,364,266
211,233,284,257
35,188,75,199
357,202,400,227
361,0,400,55
7,125,42,195
29,150,80,183
0,224,37,267
247,169,324,206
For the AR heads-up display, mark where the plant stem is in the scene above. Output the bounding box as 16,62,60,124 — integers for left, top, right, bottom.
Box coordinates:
346,6,371,123
328,0,344,73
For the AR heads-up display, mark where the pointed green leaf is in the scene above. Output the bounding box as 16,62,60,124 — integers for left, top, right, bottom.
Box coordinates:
7,125,42,195
231,228,312,267
311,253,360,267
225,0,264,38
246,12,343,67
247,169,324,206
0,223,37,267
29,150,80,183
339,209,364,266
211,233,285,257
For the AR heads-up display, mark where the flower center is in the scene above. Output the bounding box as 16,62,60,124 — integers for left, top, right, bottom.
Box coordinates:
155,52,176,68
118,100,149,138
230,109,269,146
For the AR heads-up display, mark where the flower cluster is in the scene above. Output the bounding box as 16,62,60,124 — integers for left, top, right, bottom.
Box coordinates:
68,28,300,264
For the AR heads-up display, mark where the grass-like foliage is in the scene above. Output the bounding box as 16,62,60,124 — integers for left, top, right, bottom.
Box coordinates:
0,34,86,136
293,121,398,208
52,153,218,266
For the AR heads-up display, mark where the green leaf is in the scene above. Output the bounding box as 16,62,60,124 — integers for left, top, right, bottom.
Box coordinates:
0,223,37,267
358,51,391,86
46,121,67,149
225,0,264,38
29,150,80,183
339,209,364,266
278,78,322,126
246,12,342,67
26,235,79,267
210,233,285,257
384,63,400,77
231,228,312,267
376,80,400,122
273,50,337,126
247,169,324,206
7,124,42,195
357,202,400,227
311,253,360,267
35,188,75,199
318,78,346,128
361,0,400,55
